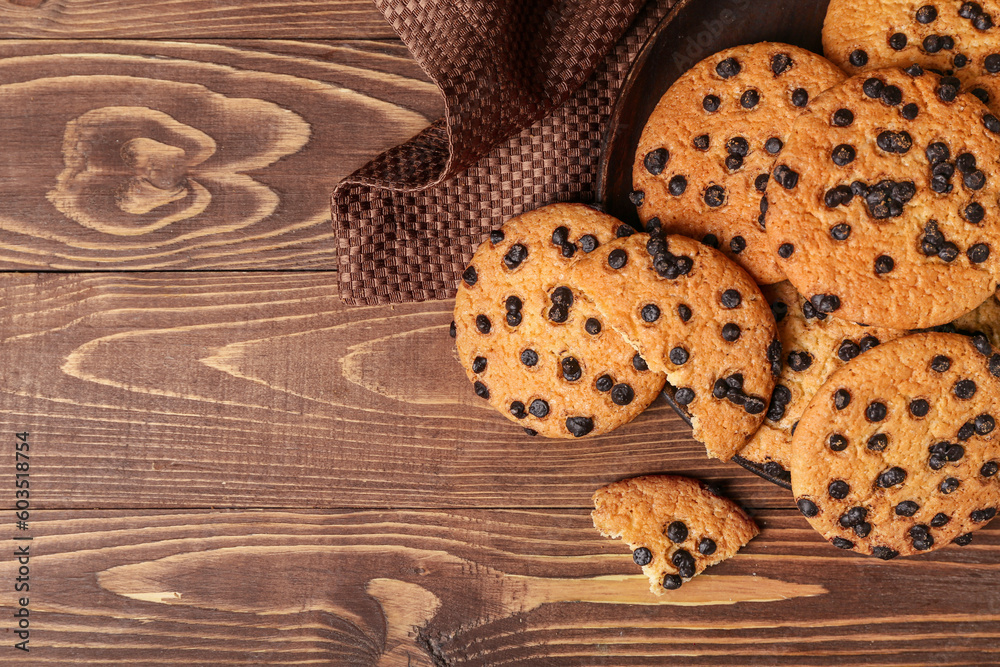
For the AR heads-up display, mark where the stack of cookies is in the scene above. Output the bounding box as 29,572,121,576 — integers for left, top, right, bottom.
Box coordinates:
451,0,1000,588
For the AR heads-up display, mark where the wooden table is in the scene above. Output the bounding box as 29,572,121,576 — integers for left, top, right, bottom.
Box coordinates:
0,2,997,665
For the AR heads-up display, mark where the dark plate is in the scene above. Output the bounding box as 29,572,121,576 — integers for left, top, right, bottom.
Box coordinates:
596,0,832,489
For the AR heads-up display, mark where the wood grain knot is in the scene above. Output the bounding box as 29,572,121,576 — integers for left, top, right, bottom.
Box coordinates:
45,102,307,237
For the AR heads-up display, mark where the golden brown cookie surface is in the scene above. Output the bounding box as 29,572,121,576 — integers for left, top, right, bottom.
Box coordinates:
791,332,1000,558
766,67,1000,329
632,42,846,285
453,203,666,438
592,475,759,595
739,282,906,473
824,0,1000,85
570,233,779,461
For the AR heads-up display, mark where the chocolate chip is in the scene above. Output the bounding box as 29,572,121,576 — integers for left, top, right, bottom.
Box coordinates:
462,265,478,286
755,174,769,192
840,506,868,528
616,224,636,238
959,2,980,19
972,508,997,522
957,152,977,173
607,249,628,269
611,384,634,406
881,84,903,106
954,533,973,546
744,395,766,414
888,32,907,50
584,318,602,335
504,244,528,270
705,185,726,207
725,154,743,172
931,512,951,527
940,477,960,494
954,378,977,399
877,130,912,154
976,414,996,434
548,304,568,323
693,134,710,150
859,335,880,352
640,304,660,323
910,524,933,550
954,53,968,68
490,229,505,244
561,357,582,382
877,466,907,487
931,355,951,372
767,339,783,377
850,49,869,67
720,289,741,309
832,537,855,550
716,57,741,78
677,304,692,322
830,223,851,240
868,433,889,451
896,500,919,516
832,108,854,126
991,353,1000,377
958,422,976,441
926,142,950,165
773,164,799,189
697,234,718,250
838,340,861,362
909,399,930,417
551,226,569,246
474,381,490,399
968,244,990,263
510,401,526,418
831,388,850,411
828,480,850,499
972,87,990,105
529,399,549,418
831,144,856,166
633,547,652,566
673,549,696,578
668,175,687,196
644,148,669,175
579,235,598,253
872,255,895,275
871,546,899,560
565,416,594,437
863,77,884,98
506,311,522,326
813,294,841,313
765,137,783,154
939,242,959,262
561,241,576,258
595,374,613,392
476,314,491,334
923,33,944,52
866,401,888,422
797,498,819,517
916,4,937,22
697,538,717,556
741,89,760,108
965,202,987,224
937,79,959,102
472,356,487,374
662,574,683,590
721,323,741,342
789,88,808,107
665,520,689,543
675,387,695,405
901,103,919,120
904,64,924,76
771,302,787,323
973,12,994,29
520,349,539,366
986,53,1000,73
829,433,848,451
629,190,645,207
788,350,812,372
550,287,572,308
703,95,721,112
972,333,992,357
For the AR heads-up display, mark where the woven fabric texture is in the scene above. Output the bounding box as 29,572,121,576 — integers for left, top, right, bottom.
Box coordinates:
333,0,677,305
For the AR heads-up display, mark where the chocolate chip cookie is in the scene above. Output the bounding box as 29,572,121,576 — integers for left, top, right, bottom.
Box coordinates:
791,332,1000,557
766,66,1000,329
570,232,779,461
632,42,846,284
739,281,906,475
824,0,1000,84
592,475,759,594
453,203,666,438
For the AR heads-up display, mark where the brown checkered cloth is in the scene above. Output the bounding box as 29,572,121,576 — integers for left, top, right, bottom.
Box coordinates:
333,0,678,304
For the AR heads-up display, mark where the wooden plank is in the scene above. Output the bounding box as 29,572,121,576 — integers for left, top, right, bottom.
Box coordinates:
0,1,394,39
0,271,789,510
0,39,441,270
4,508,998,664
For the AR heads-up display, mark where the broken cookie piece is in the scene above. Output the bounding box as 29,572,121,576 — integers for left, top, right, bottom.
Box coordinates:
592,475,758,594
